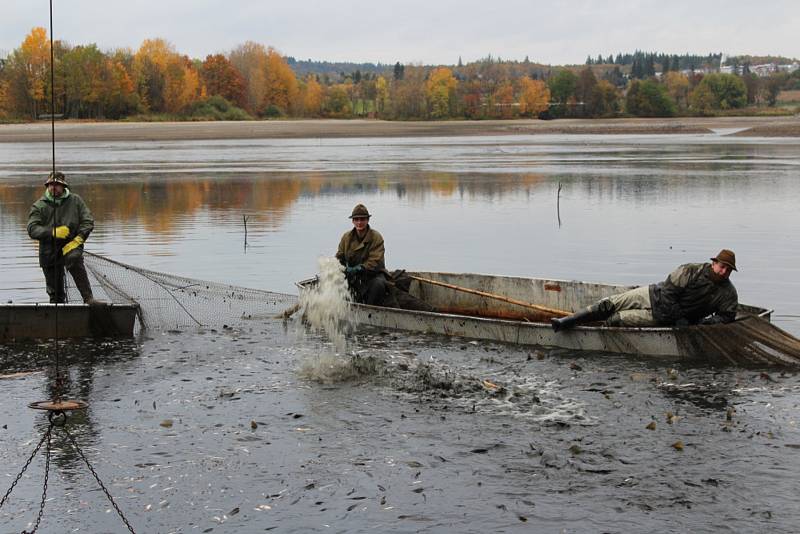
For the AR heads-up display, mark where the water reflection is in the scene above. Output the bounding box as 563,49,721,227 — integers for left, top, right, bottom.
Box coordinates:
1,339,142,473
1,135,798,334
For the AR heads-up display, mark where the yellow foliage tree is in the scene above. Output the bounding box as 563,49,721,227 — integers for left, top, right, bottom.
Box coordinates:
592,79,619,117
9,27,51,118
133,39,201,113
302,75,324,116
229,42,269,115
518,76,550,117
425,67,457,119
0,80,9,118
375,75,389,115
163,57,202,113
664,71,690,110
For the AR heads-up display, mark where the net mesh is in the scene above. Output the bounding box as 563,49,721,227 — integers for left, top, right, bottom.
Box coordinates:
65,251,298,332
675,315,800,367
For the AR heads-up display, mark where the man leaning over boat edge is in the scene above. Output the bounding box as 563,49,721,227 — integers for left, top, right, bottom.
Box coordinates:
551,249,739,331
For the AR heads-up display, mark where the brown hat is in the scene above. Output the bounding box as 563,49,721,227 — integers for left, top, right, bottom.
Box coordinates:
711,249,737,271
44,171,69,187
349,204,371,218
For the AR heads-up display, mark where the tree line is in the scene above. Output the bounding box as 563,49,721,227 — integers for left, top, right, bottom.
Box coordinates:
1,28,798,122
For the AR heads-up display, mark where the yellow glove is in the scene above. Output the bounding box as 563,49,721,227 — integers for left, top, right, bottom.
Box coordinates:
52,225,70,239
62,235,84,256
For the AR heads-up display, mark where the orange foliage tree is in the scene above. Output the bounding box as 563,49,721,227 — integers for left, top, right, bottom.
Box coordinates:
133,38,202,113
264,48,298,115
201,54,246,108
518,76,550,117
491,81,516,119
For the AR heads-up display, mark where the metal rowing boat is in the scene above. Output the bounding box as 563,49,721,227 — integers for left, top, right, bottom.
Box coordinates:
298,272,800,366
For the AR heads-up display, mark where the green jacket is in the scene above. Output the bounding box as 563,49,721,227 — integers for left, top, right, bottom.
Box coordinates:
336,226,387,274
27,189,94,266
649,262,738,325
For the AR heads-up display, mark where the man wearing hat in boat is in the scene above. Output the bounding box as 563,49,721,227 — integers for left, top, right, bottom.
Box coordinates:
27,171,101,305
336,204,389,305
551,249,739,331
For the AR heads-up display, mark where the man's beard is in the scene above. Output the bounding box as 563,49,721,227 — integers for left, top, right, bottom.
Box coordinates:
709,269,726,283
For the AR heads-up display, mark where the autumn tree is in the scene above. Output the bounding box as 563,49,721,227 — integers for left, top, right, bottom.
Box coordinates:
457,79,485,119
0,77,9,119
229,41,268,115
389,66,426,119
324,83,352,117
663,71,690,110
163,55,202,113
518,76,550,117
425,67,457,119
6,27,50,118
689,73,746,113
300,75,323,116
375,75,389,116
60,44,108,118
201,54,246,108
229,42,298,116
263,48,298,115
547,69,577,117
489,81,515,119
575,67,599,117
133,38,175,112
591,79,619,117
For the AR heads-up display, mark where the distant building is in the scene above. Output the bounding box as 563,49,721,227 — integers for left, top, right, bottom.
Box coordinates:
719,54,800,77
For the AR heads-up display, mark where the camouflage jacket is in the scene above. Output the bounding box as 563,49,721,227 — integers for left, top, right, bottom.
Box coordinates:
27,189,94,266
649,262,738,325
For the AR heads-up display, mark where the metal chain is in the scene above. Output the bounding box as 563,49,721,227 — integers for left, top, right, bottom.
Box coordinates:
0,422,53,511
62,427,136,533
22,427,52,534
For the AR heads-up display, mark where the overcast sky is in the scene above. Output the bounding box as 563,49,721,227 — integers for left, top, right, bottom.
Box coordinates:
2,1,798,65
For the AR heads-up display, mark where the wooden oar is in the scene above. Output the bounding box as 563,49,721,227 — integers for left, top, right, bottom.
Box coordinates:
408,275,571,318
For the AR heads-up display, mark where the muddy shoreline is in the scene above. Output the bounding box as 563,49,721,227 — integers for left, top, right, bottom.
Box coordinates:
1,116,799,142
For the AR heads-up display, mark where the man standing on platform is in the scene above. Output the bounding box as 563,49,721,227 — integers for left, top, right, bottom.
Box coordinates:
27,171,100,305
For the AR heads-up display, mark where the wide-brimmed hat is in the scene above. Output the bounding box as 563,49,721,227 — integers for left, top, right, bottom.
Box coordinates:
711,249,737,271
44,171,69,187
349,204,371,219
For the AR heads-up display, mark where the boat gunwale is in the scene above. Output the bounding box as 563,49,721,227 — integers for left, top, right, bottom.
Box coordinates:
295,272,767,333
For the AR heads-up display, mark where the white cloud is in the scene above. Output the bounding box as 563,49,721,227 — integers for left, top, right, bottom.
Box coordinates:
1,0,797,65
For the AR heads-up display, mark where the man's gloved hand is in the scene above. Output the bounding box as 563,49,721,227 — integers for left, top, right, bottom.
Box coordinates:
62,235,84,256
345,264,364,275
52,225,70,239
674,318,690,327
700,315,724,325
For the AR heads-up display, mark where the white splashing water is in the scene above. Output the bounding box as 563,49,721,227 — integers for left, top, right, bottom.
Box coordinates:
297,257,361,382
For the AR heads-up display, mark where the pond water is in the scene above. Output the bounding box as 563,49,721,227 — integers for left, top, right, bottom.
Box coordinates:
1,132,799,533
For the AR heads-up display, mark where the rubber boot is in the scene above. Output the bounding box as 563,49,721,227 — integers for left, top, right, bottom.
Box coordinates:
551,301,614,332
69,262,104,306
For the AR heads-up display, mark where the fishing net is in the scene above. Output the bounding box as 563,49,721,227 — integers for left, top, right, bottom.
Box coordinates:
674,316,800,367
65,251,298,332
